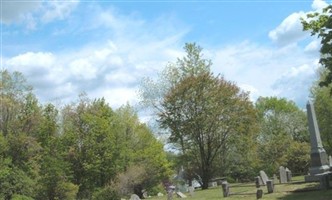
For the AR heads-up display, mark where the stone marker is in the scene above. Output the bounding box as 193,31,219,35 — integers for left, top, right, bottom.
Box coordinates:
285,168,292,182
176,192,187,198
188,186,194,196
329,155,332,167
317,173,330,189
157,192,164,197
221,181,230,197
255,176,261,188
167,185,175,200
266,180,274,193
256,189,263,199
305,101,330,182
130,194,141,200
279,166,287,183
259,170,269,185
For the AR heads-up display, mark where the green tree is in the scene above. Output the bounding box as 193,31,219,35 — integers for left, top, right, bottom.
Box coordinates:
114,104,172,198
255,97,310,174
302,5,332,92
0,70,38,136
159,71,257,189
61,96,119,199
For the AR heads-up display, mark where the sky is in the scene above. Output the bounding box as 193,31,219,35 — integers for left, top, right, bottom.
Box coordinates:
1,0,329,115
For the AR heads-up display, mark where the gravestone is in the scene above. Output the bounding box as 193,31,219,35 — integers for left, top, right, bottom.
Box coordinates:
167,185,175,200
279,166,287,183
221,181,230,197
130,194,141,200
318,173,330,189
188,186,194,196
285,168,292,182
259,170,269,185
157,192,164,197
176,192,187,198
266,180,274,193
305,101,330,182
256,189,263,199
255,176,261,188
329,155,332,167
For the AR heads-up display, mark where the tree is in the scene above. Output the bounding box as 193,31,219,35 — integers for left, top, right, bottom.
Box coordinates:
113,104,172,198
0,70,37,136
255,97,310,174
139,43,211,113
159,72,257,189
302,5,332,93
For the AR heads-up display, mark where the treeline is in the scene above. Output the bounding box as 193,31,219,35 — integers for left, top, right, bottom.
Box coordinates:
0,70,171,200
1,43,332,199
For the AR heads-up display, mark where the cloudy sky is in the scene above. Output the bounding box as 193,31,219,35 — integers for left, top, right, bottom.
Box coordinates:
1,0,328,111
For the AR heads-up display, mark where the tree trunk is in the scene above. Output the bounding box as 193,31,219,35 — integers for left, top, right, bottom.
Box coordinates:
201,169,210,190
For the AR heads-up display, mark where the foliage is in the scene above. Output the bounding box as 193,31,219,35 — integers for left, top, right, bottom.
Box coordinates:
302,5,332,93
0,70,171,199
157,44,257,189
92,186,120,200
255,97,309,175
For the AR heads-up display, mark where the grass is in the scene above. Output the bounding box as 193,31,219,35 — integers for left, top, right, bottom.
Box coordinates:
147,176,332,200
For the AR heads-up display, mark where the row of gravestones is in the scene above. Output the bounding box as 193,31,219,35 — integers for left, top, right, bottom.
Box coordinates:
279,166,292,184
255,167,292,187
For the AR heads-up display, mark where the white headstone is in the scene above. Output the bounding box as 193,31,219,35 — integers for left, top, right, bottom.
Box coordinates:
130,194,141,200
259,170,269,185
279,166,287,184
176,191,187,198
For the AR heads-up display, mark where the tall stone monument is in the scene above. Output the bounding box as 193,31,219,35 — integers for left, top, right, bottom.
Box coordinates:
305,101,330,182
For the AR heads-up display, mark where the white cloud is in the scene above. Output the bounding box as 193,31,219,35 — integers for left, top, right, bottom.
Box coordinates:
269,12,308,46
312,0,329,10
305,39,321,52
211,41,319,106
4,8,184,107
269,0,329,46
69,59,97,80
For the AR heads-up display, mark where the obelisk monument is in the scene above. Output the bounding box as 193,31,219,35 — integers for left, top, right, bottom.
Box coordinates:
305,101,330,182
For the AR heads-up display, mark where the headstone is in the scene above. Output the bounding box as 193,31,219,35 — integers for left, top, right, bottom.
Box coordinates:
188,186,194,196
256,189,263,199
305,101,330,182
221,181,230,197
157,192,164,197
318,173,330,189
176,192,187,198
266,180,274,193
167,185,175,200
210,181,217,187
285,168,292,182
130,194,141,200
255,176,261,188
279,166,287,184
329,155,332,167
259,170,269,185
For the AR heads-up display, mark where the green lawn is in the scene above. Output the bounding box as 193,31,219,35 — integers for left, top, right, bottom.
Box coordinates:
147,176,332,200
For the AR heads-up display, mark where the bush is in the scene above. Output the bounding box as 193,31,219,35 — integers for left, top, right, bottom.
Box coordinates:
92,187,120,200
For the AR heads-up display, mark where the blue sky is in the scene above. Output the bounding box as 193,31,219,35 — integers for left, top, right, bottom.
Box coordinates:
1,0,329,113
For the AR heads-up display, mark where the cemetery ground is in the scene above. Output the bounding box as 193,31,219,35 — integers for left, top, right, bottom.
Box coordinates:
148,176,332,200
